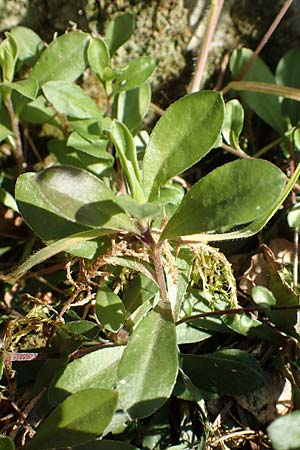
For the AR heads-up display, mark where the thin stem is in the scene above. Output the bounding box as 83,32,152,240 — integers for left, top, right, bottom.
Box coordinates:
289,139,299,289
5,97,26,173
152,241,168,305
253,136,284,158
176,303,300,326
190,0,224,93
235,0,293,81
150,102,164,116
144,229,168,305
221,142,252,159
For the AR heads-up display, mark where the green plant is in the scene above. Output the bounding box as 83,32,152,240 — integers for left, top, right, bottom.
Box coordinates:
1,9,300,450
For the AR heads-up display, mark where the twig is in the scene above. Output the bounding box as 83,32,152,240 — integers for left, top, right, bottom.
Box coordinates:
235,0,293,81
190,0,224,93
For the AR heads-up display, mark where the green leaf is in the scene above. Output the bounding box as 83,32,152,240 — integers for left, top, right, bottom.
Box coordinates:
64,320,99,340
95,288,126,332
0,33,18,83
74,440,139,450
30,31,89,85
0,435,15,450
105,13,135,56
1,79,39,99
49,139,113,178
252,286,276,308
222,99,244,149
0,188,18,211
117,304,178,419
23,389,118,450
123,273,158,314
276,49,300,126
36,165,138,232
0,123,12,142
19,95,60,127
267,411,300,450
182,349,264,396
67,131,110,158
288,203,300,228
43,81,101,119
4,228,115,282
177,161,300,243
10,26,44,67
117,82,151,135
49,346,125,405
230,48,285,134
161,159,286,240
176,323,211,345
114,57,157,94
16,172,88,240
88,37,110,81
115,195,162,220
142,91,224,201
111,120,144,202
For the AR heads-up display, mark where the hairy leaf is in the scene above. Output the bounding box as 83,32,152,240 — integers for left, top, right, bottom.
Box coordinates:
105,13,135,56
117,304,178,419
36,165,137,232
161,159,286,239
95,288,126,332
30,32,89,85
23,389,118,450
43,81,100,119
142,91,224,201
49,346,124,405
182,349,264,396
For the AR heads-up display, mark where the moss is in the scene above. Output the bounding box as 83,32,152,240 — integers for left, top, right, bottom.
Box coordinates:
97,0,191,90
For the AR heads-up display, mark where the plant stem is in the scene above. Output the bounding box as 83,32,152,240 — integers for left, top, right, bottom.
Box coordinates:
5,97,26,173
144,229,168,305
253,136,284,158
221,142,252,159
176,303,300,326
190,0,224,93
235,0,293,81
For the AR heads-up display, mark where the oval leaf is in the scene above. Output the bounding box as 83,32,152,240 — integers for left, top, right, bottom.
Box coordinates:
117,82,151,135
114,57,157,93
267,411,300,450
142,91,224,201
96,288,126,332
88,37,110,80
36,165,137,232
117,304,178,419
222,99,244,149
161,159,286,239
49,346,124,405
43,81,100,119
15,172,101,258
230,47,285,134
182,349,264,396
11,26,44,66
105,13,135,56
252,286,276,308
276,48,300,126
23,389,118,450
30,31,89,85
